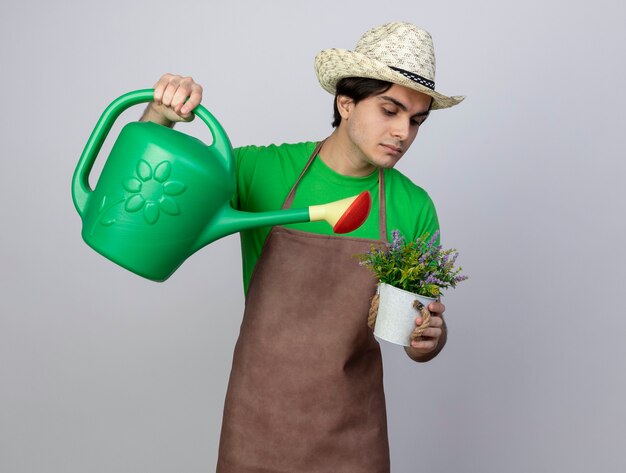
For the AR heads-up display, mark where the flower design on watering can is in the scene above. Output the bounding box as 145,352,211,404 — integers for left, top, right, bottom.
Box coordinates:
122,159,187,225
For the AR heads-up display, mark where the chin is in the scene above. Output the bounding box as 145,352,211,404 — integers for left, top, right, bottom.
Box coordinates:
373,157,401,169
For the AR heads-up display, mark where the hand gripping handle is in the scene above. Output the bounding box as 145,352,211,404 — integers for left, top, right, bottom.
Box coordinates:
71,89,232,216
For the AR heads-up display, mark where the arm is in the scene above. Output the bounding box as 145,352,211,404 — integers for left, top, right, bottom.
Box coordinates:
139,73,204,127
404,300,447,362
404,193,445,362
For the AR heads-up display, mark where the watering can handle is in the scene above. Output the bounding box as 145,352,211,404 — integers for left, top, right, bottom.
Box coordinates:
71,89,232,216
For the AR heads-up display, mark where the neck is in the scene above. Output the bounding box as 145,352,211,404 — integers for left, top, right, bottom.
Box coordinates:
318,129,376,177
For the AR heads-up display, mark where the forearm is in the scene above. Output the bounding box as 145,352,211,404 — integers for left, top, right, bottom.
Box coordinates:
404,318,447,363
139,103,175,127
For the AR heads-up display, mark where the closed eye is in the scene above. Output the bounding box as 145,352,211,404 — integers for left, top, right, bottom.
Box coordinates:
411,116,428,127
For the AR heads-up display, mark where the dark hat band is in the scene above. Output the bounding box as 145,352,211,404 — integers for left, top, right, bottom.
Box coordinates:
389,66,435,90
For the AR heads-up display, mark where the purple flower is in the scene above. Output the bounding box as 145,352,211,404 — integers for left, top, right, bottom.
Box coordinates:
428,230,440,247
390,229,404,252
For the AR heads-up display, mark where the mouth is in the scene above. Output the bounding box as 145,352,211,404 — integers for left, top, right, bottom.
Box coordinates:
381,144,403,155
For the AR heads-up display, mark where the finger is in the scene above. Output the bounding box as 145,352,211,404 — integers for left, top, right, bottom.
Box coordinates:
428,301,445,315
153,73,175,104
410,338,437,350
180,84,203,116
413,314,441,326
161,76,183,107
416,326,442,340
421,315,442,328
171,77,196,114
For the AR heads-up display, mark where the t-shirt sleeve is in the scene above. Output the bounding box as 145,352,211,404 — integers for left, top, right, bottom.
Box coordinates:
413,190,440,245
386,169,441,245
232,145,254,210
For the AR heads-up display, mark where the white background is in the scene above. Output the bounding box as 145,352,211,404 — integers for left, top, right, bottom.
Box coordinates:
1,1,625,472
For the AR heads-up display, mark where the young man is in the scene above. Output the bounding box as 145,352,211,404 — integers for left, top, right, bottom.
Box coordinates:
142,21,463,473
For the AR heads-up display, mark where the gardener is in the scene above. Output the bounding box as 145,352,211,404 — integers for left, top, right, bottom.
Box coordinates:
141,21,463,473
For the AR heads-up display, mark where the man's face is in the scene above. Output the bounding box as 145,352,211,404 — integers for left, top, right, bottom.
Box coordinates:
338,84,432,170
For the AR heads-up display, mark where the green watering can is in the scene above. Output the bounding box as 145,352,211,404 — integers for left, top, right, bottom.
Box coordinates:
72,89,372,281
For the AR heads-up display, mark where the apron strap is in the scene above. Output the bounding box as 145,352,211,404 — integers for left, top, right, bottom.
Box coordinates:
282,140,388,242
378,168,386,241
282,141,324,210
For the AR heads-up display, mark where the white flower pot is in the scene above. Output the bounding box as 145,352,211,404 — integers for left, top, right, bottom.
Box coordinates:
374,283,437,346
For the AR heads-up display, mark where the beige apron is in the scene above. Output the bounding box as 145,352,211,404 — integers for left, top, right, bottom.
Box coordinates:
217,143,390,473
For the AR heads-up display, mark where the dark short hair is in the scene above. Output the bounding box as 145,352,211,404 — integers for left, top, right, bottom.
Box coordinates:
331,77,393,127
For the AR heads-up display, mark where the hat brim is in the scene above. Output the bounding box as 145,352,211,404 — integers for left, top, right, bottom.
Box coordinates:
315,48,465,110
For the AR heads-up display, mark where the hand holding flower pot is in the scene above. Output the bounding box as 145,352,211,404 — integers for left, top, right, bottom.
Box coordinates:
359,230,467,347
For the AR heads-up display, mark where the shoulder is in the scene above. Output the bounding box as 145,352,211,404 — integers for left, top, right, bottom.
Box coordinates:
384,167,434,204
234,141,317,185
235,141,317,162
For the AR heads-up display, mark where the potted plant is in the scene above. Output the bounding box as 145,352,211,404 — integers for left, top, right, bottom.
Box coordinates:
358,229,467,346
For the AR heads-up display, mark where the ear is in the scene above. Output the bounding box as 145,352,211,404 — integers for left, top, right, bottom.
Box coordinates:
336,95,354,120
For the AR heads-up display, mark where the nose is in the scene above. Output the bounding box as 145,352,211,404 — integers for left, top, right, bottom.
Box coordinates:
391,118,410,141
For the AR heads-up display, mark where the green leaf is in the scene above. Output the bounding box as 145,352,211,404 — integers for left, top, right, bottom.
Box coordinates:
163,181,187,196
122,177,142,193
159,196,180,215
143,202,160,225
154,161,172,183
137,160,152,181
125,195,145,212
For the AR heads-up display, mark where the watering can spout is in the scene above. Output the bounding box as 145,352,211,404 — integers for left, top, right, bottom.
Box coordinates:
193,205,311,252
193,191,373,253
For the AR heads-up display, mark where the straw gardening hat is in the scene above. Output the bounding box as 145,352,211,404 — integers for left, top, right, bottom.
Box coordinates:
315,22,464,110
